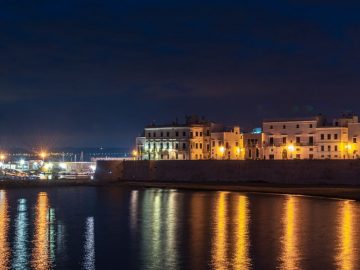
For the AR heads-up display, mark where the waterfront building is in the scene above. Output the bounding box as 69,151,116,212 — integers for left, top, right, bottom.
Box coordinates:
243,129,265,160
136,116,214,160
210,126,244,160
262,116,325,160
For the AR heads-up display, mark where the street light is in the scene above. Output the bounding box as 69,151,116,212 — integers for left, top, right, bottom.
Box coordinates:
132,150,138,160
40,152,47,161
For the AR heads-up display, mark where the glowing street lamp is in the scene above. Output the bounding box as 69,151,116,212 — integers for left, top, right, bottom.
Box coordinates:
132,150,138,160
287,144,295,153
0,154,5,162
40,152,47,161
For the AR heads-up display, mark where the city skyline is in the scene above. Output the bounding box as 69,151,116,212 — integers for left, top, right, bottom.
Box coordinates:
1,1,360,148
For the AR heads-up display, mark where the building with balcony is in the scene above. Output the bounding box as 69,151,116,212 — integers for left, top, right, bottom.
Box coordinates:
210,126,244,160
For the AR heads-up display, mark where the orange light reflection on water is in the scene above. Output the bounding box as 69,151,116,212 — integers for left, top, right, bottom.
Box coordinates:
32,192,50,270
0,190,10,270
233,195,251,270
336,201,356,270
279,196,300,270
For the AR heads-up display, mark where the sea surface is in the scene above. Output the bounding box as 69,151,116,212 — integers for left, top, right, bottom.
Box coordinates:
0,187,359,269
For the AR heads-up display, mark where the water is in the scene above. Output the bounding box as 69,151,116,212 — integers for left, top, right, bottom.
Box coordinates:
0,187,359,270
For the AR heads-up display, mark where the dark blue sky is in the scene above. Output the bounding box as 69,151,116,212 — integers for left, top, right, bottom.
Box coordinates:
1,0,359,148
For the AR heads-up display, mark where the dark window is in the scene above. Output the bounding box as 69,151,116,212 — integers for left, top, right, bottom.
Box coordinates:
153,132,156,137
296,137,300,144
269,137,274,145
321,145,324,151
226,142,229,148
175,143,179,149
269,154,274,160
206,130,210,136
310,124,313,128
309,136,314,145
200,132,203,136
182,143,186,150
283,137,286,144
321,134,324,140
353,137,357,143
328,145,331,151
148,133,151,137
200,143,203,149
167,132,170,137
283,125,286,129
309,154,314,159
196,143,198,149
175,131,179,137
334,134,338,140
160,132,163,137
183,131,186,137
335,145,338,151
212,141,215,147
190,132,193,138
207,144,210,151
327,134,331,140
195,132,199,136
270,125,273,129
296,124,300,128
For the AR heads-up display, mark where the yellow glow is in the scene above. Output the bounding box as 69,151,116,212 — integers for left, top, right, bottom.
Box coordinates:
345,144,352,151
219,146,225,154
0,190,10,270
287,144,295,152
336,201,355,270
236,147,241,154
132,150,138,157
212,192,229,270
233,195,251,270
0,154,5,161
279,196,300,270
32,192,50,270
40,152,47,159
190,193,205,269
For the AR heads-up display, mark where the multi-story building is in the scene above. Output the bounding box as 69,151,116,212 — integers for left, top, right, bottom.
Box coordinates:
243,128,265,160
210,126,244,160
262,116,325,160
136,116,213,160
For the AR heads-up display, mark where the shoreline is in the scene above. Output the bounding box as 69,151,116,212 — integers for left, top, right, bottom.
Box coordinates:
1,179,360,201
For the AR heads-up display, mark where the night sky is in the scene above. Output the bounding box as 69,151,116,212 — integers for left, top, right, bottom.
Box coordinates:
1,0,359,148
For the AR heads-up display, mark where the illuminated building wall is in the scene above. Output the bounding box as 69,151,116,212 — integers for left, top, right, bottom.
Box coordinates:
211,126,245,160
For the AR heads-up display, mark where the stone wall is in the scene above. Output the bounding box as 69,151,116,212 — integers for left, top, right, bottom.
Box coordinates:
94,160,360,185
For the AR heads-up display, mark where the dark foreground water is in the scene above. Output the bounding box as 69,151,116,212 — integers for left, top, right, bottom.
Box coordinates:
0,187,359,270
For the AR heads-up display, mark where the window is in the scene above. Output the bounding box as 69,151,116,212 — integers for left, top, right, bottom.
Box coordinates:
283,137,286,144
166,143,169,149
196,143,198,149
296,154,301,159
328,145,331,152
226,142,229,149
167,132,170,137
269,154,274,160
175,143,179,149
327,134,331,140
335,145,338,151
309,154,314,159
310,124,313,128
161,132,163,137
183,143,186,150
248,149,252,158
353,137,357,143
270,125,273,129
200,132,203,136
175,131,179,137
321,145,324,151
176,153,178,160
148,133,151,137
207,144,210,151
183,131,186,137
153,132,156,137
190,132,193,138
334,134,338,140
310,148,313,151
283,125,286,129
235,142,239,146
212,141,215,147
321,134,324,140
200,143,203,149
269,137,274,145
309,136,314,145
296,124,300,128
195,132,199,136
160,143,163,149
296,137,300,144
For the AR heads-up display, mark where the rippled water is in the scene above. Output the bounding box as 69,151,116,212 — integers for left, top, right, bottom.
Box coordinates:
0,187,359,269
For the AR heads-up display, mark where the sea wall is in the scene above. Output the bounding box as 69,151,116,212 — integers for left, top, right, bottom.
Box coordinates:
94,160,360,185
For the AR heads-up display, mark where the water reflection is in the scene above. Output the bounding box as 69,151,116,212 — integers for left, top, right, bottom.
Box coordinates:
83,217,95,270
140,189,179,270
13,198,29,270
336,201,357,270
32,192,52,270
233,195,251,270
279,196,300,270
0,190,10,270
211,192,229,270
